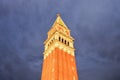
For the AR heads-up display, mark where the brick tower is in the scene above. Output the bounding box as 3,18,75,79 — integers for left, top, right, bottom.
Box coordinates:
41,14,78,80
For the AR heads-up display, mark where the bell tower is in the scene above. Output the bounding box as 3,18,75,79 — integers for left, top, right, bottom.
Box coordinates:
41,14,78,80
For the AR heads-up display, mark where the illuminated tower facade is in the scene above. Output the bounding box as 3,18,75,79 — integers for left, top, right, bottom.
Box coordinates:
41,14,78,80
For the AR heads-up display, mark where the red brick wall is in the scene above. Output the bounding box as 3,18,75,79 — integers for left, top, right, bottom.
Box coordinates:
41,47,78,80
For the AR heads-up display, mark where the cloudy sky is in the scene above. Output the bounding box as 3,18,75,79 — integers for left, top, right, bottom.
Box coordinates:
0,0,120,80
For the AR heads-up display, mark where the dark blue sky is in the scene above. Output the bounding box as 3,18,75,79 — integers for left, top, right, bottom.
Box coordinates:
0,0,120,80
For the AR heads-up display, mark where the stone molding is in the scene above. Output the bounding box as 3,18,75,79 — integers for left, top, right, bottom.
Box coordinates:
44,40,75,59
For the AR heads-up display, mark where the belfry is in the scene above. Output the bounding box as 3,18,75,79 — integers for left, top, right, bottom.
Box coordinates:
41,14,78,80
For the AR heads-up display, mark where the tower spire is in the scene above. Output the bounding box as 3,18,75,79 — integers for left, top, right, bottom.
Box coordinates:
57,13,60,17
54,13,69,30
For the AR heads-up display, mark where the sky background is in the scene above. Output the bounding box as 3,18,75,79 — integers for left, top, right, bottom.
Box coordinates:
0,0,120,80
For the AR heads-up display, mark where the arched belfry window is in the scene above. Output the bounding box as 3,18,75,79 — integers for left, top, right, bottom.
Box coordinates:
68,42,69,46
62,38,64,43
59,37,61,41
65,40,66,44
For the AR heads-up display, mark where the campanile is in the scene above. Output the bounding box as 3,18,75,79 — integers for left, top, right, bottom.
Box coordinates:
41,14,78,80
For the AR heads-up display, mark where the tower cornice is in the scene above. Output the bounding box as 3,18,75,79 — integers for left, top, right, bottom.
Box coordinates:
43,40,75,59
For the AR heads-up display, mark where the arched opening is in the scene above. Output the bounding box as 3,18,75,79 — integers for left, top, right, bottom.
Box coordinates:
62,38,63,43
52,40,53,44
65,40,66,44
59,37,61,41
68,42,69,46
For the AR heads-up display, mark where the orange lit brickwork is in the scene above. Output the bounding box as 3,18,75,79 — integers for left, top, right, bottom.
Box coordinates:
41,14,78,80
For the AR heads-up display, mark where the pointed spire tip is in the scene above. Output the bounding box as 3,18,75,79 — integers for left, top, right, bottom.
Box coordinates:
57,13,61,17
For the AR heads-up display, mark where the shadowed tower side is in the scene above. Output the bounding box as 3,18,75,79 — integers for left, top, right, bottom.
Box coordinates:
41,14,78,80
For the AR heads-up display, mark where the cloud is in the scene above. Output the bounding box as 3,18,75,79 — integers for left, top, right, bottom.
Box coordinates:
0,0,120,80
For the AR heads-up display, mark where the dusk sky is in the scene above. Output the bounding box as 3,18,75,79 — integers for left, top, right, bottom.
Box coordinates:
0,0,120,80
